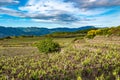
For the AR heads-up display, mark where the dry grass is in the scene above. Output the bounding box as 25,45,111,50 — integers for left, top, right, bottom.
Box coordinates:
0,36,120,80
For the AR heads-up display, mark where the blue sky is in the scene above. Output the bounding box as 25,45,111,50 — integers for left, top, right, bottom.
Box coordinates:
0,0,120,28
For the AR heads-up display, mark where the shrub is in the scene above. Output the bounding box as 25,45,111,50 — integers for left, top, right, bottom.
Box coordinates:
36,38,60,53
86,30,96,39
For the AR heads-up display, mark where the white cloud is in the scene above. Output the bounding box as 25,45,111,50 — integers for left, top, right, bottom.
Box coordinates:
19,0,117,18
0,7,25,17
68,0,120,8
19,0,79,15
18,0,81,23
0,0,19,6
89,0,96,2
18,0,105,23
0,0,18,3
32,19,53,23
0,0,20,17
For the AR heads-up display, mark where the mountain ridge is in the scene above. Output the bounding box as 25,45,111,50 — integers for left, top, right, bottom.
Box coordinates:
0,26,95,38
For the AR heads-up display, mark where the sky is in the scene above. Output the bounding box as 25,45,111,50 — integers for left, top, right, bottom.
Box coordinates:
0,0,120,28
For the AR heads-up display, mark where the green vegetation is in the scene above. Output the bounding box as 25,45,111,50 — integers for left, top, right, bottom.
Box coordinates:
45,28,97,38
45,32,85,38
0,26,120,80
36,38,60,53
86,30,96,39
86,26,120,38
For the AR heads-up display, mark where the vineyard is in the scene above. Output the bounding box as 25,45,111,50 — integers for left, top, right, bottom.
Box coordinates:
0,36,120,80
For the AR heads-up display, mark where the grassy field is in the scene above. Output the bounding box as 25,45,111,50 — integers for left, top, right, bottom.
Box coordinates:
0,36,120,80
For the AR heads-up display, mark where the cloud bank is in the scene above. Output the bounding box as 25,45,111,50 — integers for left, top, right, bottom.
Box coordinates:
0,0,120,27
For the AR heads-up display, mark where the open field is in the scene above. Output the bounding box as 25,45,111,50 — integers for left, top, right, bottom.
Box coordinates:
0,36,120,80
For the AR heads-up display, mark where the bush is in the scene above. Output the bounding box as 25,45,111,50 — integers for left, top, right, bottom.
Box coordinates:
36,38,60,53
86,30,96,39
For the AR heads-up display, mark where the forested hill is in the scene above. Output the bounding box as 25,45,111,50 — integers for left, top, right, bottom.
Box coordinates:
0,26,95,38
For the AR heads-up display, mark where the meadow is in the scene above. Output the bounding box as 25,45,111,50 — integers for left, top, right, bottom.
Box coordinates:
0,36,120,80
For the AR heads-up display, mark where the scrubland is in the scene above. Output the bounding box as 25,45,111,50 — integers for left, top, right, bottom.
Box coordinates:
0,36,120,80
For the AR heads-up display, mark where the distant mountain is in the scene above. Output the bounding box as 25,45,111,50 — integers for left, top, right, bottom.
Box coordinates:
0,26,95,38
50,26,95,32
0,26,25,38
